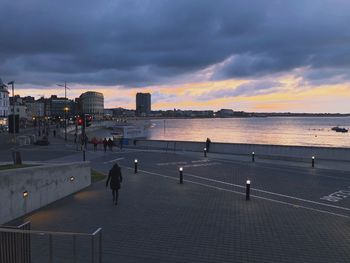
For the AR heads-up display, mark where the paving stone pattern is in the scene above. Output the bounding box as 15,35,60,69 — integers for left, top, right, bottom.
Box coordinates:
13,166,350,263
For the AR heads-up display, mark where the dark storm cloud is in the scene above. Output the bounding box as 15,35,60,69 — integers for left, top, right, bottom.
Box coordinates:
0,0,350,87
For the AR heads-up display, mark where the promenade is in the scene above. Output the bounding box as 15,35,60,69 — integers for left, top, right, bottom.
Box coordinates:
5,137,350,262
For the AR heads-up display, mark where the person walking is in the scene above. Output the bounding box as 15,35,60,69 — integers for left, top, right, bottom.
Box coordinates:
92,137,98,151
206,137,211,152
103,138,108,152
53,129,56,137
108,138,113,151
106,163,123,205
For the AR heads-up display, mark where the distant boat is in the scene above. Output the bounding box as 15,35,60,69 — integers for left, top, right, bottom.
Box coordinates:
331,126,348,133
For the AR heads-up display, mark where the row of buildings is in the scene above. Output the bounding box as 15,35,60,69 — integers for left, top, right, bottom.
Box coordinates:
0,78,104,128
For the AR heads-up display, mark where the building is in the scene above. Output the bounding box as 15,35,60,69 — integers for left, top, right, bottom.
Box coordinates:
217,109,234,118
50,98,75,118
79,91,104,119
0,78,9,127
136,93,151,116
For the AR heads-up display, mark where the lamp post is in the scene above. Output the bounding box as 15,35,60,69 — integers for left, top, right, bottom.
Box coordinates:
57,82,70,141
7,81,15,143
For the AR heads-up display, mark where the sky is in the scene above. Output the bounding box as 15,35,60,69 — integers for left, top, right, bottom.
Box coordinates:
1,0,350,113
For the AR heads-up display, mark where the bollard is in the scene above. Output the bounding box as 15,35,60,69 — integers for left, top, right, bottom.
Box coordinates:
312,156,315,168
134,159,138,173
252,152,255,162
179,167,183,184
246,180,251,200
83,149,86,161
204,148,207,157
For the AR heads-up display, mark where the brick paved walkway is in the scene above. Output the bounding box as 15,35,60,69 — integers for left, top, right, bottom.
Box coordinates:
11,163,350,263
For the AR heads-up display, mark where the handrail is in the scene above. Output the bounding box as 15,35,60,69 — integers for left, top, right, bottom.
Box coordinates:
0,227,100,237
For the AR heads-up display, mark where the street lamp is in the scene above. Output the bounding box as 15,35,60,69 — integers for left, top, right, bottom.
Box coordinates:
7,81,15,143
57,82,70,141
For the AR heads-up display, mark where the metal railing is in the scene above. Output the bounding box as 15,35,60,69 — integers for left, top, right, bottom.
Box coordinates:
0,221,31,263
0,222,102,263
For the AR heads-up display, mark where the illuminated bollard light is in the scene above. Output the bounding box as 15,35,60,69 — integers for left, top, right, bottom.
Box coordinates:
179,167,183,184
252,152,255,162
23,191,29,198
134,159,138,173
204,147,207,157
312,156,315,168
246,180,251,200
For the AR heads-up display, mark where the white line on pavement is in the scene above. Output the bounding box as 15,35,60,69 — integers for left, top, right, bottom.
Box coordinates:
104,157,125,164
182,171,350,212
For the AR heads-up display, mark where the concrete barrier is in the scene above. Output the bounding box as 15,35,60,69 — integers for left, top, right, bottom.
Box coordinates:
0,162,91,224
129,139,350,162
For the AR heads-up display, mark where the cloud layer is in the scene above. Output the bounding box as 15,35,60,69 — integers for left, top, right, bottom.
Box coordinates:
1,0,350,89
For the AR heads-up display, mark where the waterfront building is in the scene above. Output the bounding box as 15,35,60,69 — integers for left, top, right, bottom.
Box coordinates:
136,92,151,116
79,91,104,119
217,109,234,118
26,101,45,118
9,105,27,119
0,78,9,127
50,98,75,118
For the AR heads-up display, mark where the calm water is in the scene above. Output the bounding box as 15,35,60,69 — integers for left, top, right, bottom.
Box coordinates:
148,117,350,148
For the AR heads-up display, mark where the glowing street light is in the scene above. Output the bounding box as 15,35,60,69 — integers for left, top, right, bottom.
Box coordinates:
179,167,183,184
134,159,138,173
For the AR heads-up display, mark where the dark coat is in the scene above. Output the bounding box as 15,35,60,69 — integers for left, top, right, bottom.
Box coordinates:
106,164,123,190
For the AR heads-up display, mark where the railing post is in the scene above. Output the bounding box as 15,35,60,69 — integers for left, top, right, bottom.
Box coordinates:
91,235,95,263
73,235,77,263
99,230,102,263
48,234,53,263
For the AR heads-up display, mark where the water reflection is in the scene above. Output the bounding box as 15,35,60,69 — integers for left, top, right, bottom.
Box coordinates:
148,117,350,148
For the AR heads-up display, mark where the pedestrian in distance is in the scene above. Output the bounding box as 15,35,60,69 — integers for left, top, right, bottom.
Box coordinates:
92,137,98,151
106,163,123,205
108,138,113,152
74,133,77,144
206,137,211,152
53,130,56,137
103,138,108,152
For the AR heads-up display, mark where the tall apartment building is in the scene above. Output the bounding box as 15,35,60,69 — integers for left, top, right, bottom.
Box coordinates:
136,92,151,116
0,78,9,126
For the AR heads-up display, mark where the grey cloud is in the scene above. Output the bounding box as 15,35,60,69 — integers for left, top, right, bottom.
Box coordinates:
0,0,350,87
196,80,284,101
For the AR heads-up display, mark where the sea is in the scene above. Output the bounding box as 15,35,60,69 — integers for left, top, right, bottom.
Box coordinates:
148,117,350,148
91,117,350,148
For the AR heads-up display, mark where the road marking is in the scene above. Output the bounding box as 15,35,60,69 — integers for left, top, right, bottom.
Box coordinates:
180,171,350,212
206,156,350,181
156,159,219,168
321,188,350,202
122,166,350,219
104,157,125,164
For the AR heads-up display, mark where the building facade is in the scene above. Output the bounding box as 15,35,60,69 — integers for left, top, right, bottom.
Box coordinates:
79,91,104,119
0,78,9,127
136,93,151,116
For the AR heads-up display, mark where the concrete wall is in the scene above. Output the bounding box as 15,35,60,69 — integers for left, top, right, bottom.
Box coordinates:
0,162,91,224
129,139,350,162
